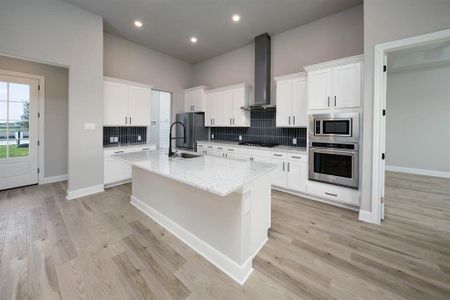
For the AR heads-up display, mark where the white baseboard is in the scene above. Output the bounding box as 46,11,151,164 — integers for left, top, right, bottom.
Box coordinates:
386,165,450,179
40,174,68,185
130,195,253,285
66,184,104,200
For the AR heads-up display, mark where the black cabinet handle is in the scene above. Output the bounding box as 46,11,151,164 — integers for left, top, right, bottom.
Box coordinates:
325,192,338,197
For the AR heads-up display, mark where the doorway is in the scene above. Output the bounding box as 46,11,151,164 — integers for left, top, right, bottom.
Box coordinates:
149,90,172,149
0,72,40,190
371,29,450,224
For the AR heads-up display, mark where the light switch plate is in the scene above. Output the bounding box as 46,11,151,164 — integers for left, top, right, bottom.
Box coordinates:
84,123,96,130
114,137,119,142
211,134,214,139
138,135,142,141
109,137,114,143
239,135,242,141
292,138,297,145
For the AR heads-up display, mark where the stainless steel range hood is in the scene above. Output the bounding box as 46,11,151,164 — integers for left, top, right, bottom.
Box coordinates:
244,33,275,111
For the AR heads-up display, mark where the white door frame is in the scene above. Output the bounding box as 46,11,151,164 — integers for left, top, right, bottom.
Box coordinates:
0,69,45,184
370,29,450,224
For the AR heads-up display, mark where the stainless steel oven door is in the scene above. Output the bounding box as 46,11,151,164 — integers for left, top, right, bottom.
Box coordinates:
309,147,359,189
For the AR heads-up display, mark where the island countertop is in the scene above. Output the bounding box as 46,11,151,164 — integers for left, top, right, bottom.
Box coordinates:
113,149,277,197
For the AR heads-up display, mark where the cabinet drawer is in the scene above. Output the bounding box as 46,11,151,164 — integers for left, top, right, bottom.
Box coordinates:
288,154,307,161
307,181,359,206
271,152,287,159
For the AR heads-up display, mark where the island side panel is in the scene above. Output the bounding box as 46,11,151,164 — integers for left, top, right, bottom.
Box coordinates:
130,166,251,265
243,171,272,257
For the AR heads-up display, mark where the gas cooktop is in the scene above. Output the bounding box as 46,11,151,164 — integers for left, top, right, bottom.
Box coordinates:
238,142,279,148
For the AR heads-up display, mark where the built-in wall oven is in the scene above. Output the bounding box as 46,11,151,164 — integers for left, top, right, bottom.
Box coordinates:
308,113,360,189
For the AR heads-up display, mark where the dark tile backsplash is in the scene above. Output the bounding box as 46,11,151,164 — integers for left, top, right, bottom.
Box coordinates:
210,111,306,147
103,127,147,147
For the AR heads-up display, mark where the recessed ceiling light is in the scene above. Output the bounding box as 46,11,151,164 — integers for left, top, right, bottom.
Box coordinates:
134,20,143,28
190,37,198,44
232,14,241,22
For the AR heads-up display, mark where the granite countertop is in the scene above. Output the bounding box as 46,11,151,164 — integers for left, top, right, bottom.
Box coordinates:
113,149,277,197
104,143,157,150
197,140,307,154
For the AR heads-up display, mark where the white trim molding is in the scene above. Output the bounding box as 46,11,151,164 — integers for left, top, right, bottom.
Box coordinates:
40,174,68,185
131,195,254,285
358,210,373,223
66,184,104,200
370,28,450,225
386,166,450,179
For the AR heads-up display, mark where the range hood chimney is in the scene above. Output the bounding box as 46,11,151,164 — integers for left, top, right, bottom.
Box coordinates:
250,33,275,111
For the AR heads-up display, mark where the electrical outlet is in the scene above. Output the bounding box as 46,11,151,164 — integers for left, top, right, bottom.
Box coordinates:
239,135,242,141
114,137,119,143
110,137,114,143
292,138,297,145
211,134,215,139
138,135,142,141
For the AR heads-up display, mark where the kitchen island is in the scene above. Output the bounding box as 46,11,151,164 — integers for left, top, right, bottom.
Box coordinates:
113,149,276,284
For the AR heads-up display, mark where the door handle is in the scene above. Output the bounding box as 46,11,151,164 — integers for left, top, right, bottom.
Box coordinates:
129,117,131,125
334,96,337,107
288,116,291,125
328,96,330,107
325,192,338,197
282,162,285,171
287,162,290,172
233,118,235,125
230,118,232,125
293,116,296,125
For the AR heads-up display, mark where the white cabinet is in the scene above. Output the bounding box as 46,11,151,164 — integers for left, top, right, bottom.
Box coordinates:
128,86,152,126
205,84,251,127
104,80,152,126
104,145,156,186
271,152,307,193
305,55,362,110
104,81,129,126
275,73,307,127
185,86,207,112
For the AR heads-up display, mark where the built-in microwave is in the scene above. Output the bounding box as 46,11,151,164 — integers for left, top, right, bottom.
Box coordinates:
309,112,359,143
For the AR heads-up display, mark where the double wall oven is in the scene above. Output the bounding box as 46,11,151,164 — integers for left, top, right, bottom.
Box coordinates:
309,113,360,189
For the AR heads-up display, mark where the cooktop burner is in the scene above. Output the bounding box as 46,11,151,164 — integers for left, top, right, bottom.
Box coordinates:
238,141,279,148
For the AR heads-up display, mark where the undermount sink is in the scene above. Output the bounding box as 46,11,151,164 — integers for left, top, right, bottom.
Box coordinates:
172,152,202,159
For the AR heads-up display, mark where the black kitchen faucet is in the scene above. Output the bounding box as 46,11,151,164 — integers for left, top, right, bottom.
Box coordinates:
168,121,186,157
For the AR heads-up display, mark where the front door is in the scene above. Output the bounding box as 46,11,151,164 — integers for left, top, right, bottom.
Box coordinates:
0,73,39,190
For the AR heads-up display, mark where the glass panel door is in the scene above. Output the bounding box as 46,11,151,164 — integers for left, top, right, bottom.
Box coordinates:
0,73,39,190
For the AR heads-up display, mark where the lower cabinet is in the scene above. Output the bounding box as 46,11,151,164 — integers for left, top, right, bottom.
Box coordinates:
104,145,156,186
197,142,359,207
271,152,307,193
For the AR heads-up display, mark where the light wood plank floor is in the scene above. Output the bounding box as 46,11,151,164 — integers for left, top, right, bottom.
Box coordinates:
0,172,449,299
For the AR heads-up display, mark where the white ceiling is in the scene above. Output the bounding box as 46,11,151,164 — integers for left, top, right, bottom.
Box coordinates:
63,0,362,63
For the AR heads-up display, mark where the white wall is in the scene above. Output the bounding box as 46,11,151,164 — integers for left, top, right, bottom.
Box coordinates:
0,0,104,193
386,64,450,174
0,55,68,178
104,33,193,121
362,0,450,212
193,5,363,91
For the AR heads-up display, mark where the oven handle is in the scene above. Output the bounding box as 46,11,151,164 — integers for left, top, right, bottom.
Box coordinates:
310,147,358,155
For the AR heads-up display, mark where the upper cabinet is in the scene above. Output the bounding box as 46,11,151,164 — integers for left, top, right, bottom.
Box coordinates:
305,55,363,111
205,83,251,127
274,73,307,127
104,80,152,126
184,86,207,112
